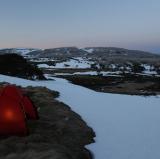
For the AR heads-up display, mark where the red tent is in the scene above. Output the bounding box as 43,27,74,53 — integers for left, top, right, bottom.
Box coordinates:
2,85,39,120
0,95,28,136
0,85,39,136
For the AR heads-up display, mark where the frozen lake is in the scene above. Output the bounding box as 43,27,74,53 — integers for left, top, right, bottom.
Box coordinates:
0,74,160,159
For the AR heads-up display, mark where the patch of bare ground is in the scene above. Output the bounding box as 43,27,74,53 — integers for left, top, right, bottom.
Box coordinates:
59,74,160,96
43,68,95,74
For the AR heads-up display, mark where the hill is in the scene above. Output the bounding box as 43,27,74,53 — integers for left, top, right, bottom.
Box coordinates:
0,48,40,56
27,47,160,59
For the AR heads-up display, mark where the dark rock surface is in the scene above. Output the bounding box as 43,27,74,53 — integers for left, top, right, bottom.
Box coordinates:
0,86,95,159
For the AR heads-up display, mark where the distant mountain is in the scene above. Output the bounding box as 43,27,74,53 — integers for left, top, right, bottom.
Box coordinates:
83,47,159,58
27,47,160,59
27,47,87,58
0,47,160,59
0,48,41,56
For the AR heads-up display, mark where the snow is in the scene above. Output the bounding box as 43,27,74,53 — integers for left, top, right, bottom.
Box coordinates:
38,57,94,69
141,64,154,71
110,64,117,69
143,70,158,75
0,48,40,56
54,71,122,77
82,48,94,53
54,73,73,76
74,71,98,75
38,64,55,69
54,71,159,77
54,71,98,76
12,48,39,55
30,58,57,62
0,74,160,159
140,64,158,75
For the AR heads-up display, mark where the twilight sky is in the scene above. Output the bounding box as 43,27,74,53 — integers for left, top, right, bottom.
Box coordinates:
0,0,160,53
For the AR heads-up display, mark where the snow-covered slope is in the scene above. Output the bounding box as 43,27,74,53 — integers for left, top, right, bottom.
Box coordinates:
0,48,40,56
0,74,160,159
82,48,94,53
13,48,39,55
38,57,94,69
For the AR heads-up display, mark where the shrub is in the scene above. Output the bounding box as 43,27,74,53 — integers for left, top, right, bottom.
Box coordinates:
131,62,145,73
0,54,45,80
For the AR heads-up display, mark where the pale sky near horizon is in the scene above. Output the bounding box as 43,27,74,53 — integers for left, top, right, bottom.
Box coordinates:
0,0,160,53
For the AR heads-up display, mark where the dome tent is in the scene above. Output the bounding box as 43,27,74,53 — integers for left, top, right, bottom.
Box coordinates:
0,85,38,136
2,85,39,120
0,95,28,136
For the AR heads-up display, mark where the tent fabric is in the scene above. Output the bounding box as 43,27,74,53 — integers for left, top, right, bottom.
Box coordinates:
0,85,39,136
22,96,39,120
0,87,3,95
2,85,24,101
0,95,28,136
2,85,39,120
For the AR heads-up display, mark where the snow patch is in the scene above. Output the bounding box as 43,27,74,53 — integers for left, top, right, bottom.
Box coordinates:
38,57,94,69
82,48,94,53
